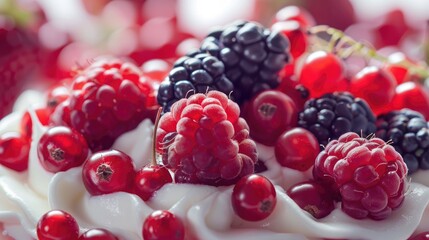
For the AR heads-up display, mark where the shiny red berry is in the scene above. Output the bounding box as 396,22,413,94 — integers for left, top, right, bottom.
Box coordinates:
82,149,135,195
242,90,298,146
298,51,345,98
134,165,172,201
274,5,315,27
409,232,429,240
287,180,335,219
231,174,277,221
78,228,118,240
0,132,29,172
142,210,185,240
20,108,51,139
38,126,89,173
36,210,79,240
275,127,319,171
390,82,429,120
272,20,308,60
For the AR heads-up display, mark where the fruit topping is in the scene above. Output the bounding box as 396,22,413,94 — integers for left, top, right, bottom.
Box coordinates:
156,91,258,186
313,132,408,220
78,228,119,240
0,132,30,172
298,92,377,147
134,165,172,201
142,210,185,240
36,210,79,240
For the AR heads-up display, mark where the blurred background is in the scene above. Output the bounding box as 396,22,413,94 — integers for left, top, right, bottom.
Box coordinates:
1,0,429,118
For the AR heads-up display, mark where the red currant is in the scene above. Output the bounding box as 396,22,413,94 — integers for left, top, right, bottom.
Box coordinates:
287,180,335,219
20,108,51,139
36,209,79,240
134,165,172,201
231,174,277,221
409,232,429,240
78,228,118,240
82,149,135,195
272,20,308,60
46,81,71,111
384,52,417,85
142,210,185,240
0,132,30,172
298,51,345,98
242,90,298,146
274,5,315,27
275,127,319,171
390,82,429,120
38,126,89,173
349,66,397,115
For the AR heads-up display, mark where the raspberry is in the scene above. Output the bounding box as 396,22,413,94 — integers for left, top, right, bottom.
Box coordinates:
155,91,258,186
375,109,429,174
313,132,408,220
199,21,290,104
298,92,377,146
157,52,233,112
50,57,158,151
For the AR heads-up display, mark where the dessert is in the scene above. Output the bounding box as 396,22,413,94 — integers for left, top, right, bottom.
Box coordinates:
1,3,429,240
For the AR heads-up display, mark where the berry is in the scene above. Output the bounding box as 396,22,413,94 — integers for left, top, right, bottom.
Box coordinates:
231,174,277,221
409,232,429,240
277,74,309,112
46,80,71,111
287,180,335,219
38,126,89,173
274,5,315,28
82,149,135,195
156,91,258,186
78,228,118,240
134,165,172,201
349,66,396,115
50,57,158,151
375,109,429,174
0,132,30,172
242,90,298,146
384,52,418,85
200,21,291,104
271,20,308,60
157,52,234,112
298,51,345,98
275,127,319,171
36,210,79,240
142,210,185,240
298,92,377,147
21,108,51,139
313,132,408,220
390,82,429,120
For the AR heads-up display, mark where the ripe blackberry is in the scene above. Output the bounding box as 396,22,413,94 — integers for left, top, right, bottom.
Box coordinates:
375,109,429,174
199,21,290,104
50,57,157,151
298,92,377,146
155,91,258,186
157,52,234,112
313,132,408,220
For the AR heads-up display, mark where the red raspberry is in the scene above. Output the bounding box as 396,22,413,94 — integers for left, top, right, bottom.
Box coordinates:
50,57,158,151
313,132,408,220
155,91,258,186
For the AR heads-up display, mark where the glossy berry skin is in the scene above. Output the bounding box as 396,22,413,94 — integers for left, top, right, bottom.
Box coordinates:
142,210,185,240
38,126,89,173
275,127,319,171
287,180,335,219
298,51,345,98
78,228,118,240
313,132,408,220
409,232,429,240
82,149,136,195
36,210,79,240
349,66,396,115
390,82,429,120
156,91,258,186
271,20,308,60
274,5,316,27
243,90,297,146
0,132,30,172
231,174,277,221
134,165,172,201
384,52,417,85
21,108,51,139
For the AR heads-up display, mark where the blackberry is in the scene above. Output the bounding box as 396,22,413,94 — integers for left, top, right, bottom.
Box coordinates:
200,21,290,104
157,52,234,112
298,92,377,146
375,109,429,174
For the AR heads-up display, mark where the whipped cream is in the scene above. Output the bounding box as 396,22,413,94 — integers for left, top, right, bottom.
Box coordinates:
0,90,429,240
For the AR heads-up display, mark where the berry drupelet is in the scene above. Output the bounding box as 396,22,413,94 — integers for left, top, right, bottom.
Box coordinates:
298,92,377,146
375,109,429,174
157,52,234,112
199,21,291,104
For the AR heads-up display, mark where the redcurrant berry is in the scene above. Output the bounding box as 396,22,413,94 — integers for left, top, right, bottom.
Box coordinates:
36,210,79,240
134,165,172,201
391,82,429,119
0,132,30,172
82,149,135,195
78,228,118,240
38,126,89,173
274,5,315,27
142,210,185,240
409,232,429,240
21,108,51,139
231,174,277,221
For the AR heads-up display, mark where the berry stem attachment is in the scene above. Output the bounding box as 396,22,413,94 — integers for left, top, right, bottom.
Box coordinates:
152,107,163,166
308,25,429,80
